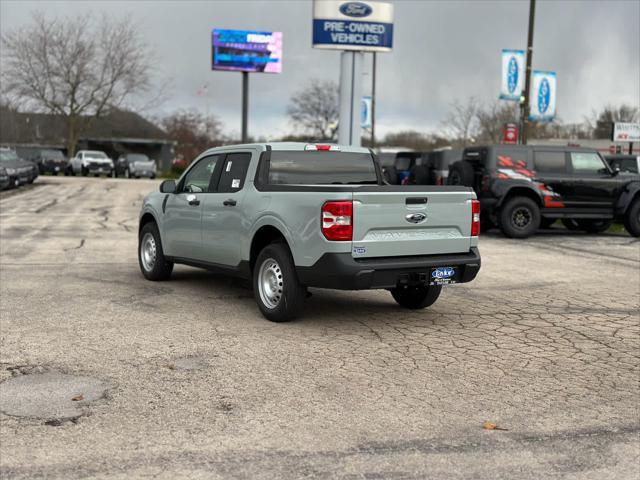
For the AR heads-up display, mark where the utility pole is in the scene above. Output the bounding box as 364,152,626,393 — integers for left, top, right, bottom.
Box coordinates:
520,0,536,145
371,52,377,148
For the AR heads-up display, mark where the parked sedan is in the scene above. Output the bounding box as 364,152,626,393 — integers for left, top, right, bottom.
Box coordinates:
0,148,35,187
114,153,157,178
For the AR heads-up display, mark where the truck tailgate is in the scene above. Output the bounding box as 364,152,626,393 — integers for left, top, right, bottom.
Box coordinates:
351,187,475,258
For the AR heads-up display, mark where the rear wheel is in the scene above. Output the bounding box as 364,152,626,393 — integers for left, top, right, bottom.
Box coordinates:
138,222,173,281
253,242,305,322
448,161,474,186
624,198,640,237
390,284,442,309
499,196,540,238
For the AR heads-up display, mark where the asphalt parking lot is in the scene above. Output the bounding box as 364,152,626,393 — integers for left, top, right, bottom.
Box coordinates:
0,176,638,479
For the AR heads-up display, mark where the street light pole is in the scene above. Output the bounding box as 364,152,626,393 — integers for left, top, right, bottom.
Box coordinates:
520,0,536,145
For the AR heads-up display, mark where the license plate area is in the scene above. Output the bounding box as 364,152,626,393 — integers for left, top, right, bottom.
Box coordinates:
430,266,457,286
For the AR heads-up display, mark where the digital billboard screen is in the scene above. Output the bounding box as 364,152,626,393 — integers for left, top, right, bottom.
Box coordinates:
212,29,283,73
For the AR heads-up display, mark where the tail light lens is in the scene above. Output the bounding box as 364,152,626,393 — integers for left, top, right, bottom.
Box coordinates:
322,201,353,241
471,199,481,237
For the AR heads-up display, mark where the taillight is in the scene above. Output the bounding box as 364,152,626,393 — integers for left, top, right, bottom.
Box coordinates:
322,201,353,241
471,199,480,237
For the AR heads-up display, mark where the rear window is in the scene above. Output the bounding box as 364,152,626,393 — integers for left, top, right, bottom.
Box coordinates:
42,149,65,159
267,151,378,185
127,154,149,162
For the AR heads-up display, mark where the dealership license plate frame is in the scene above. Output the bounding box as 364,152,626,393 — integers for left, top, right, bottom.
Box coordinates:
429,266,458,286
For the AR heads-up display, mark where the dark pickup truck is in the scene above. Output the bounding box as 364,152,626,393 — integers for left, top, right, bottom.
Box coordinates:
447,145,640,238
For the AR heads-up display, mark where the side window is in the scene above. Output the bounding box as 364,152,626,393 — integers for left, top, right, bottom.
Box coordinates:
534,151,567,173
182,155,220,193
570,152,608,175
216,152,251,193
495,147,529,169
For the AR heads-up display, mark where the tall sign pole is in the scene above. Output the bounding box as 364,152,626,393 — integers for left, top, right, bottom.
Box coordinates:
312,1,394,146
371,52,377,148
521,0,536,145
241,72,249,143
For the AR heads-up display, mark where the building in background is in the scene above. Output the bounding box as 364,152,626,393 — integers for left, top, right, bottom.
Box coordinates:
0,108,175,171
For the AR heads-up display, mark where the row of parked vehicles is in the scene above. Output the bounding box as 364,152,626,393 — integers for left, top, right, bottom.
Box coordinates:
379,146,640,238
0,147,158,189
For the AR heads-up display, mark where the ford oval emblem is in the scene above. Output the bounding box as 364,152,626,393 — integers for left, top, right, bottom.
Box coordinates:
507,56,518,94
405,212,427,224
339,2,373,18
538,77,550,114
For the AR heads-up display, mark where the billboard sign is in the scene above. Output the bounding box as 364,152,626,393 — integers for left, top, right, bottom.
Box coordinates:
499,49,525,101
312,1,394,52
529,71,557,122
612,122,640,142
361,96,372,128
212,29,283,73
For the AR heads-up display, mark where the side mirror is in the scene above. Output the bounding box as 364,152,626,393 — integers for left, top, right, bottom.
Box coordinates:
613,166,620,176
160,179,176,193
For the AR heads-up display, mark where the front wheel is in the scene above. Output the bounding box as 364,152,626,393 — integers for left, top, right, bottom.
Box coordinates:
138,222,173,281
624,199,640,237
390,284,442,309
253,242,305,322
499,196,541,238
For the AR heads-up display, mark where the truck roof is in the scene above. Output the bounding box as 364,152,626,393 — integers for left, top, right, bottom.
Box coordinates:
202,142,372,156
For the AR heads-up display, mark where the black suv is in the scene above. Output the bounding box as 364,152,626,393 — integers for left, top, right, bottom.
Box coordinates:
448,145,640,238
32,149,67,175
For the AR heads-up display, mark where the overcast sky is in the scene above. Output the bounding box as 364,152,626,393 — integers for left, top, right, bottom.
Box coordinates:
1,0,639,139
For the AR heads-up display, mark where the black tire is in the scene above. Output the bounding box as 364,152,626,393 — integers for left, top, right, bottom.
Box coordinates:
253,242,305,322
150,175,156,180
576,219,612,234
540,217,556,229
624,198,640,237
138,222,173,281
410,165,430,185
390,284,442,309
561,219,581,231
81,166,88,176
499,196,541,238
384,166,398,185
448,161,474,186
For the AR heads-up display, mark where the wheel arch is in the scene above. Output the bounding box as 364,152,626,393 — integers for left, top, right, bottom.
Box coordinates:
615,182,640,215
249,224,290,273
139,211,158,234
497,185,544,209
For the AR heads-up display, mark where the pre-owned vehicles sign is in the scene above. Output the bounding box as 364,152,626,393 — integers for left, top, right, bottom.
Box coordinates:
312,1,394,52
612,123,640,142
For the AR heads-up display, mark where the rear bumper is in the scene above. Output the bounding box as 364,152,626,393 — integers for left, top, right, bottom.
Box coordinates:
296,247,481,290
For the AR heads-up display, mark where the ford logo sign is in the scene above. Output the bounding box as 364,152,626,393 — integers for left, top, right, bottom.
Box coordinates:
405,212,427,224
432,267,455,279
507,56,518,94
339,2,373,17
538,77,550,114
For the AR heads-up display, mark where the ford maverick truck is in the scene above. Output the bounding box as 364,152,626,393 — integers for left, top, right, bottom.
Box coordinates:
138,143,481,322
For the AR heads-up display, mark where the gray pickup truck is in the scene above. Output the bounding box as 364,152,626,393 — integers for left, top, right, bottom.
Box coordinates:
138,143,481,322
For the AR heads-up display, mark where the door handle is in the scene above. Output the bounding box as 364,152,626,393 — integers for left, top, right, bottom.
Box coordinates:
186,194,200,206
223,199,237,207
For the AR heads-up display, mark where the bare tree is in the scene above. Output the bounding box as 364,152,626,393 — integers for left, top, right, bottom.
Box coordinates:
160,110,225,167
287,79,338,140
475,101,519,143
585,104,640,139
1,12,157,156
441,97,480,146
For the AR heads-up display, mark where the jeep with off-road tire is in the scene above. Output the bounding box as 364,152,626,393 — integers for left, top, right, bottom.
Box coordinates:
138,143,481,322
447,145,640,238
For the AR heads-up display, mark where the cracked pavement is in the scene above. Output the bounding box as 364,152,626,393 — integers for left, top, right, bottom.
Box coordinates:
0,176,639,479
